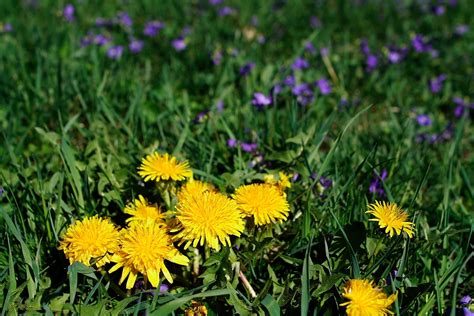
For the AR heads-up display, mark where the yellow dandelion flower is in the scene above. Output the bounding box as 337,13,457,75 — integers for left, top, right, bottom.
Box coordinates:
59,216,120,267
264,172,292,191
178,179,216,201
340,279,397,316
109,222,189,289
138,152,193,182
366,201,415,238
233,183,290,226
175,190,245,250
124,195,165,227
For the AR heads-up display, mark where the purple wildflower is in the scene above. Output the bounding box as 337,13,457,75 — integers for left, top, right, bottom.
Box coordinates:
416,114,432,126
143,21,165,37
0,186,4,198
193,110,209,124
292,83,314,106
360,39,371,55
80,34,93,47
455,24,469,36
212,50,223,65
369,169,388,196
94,34,111,46
106,45,124,60
216,100,224,112
95,18,113,27
316,78,332,95
387,46,408,64
310,16,321,28
291,173,300,182
257,34,266,44
2,23,12,33
159,283,169,292
241,142,258,153
283,74,295,87
227,139,238,148
172,37,187,51
208,0,223,5
460,296,472,305
366,54,378,72
271,84,282,96
117,12,132,28
251,16,259,27
412,34,431,53
218,6,235,16
462,308,474,316
429,74,446,94
305,42,316,55
239,62,255,76
63,4,75,22
432,5,445,15
320,176,333,189
453,97,468,118
320,47,329,57
291,57,309,71
129,39,144,54
252,92,272,108
181,26,192,37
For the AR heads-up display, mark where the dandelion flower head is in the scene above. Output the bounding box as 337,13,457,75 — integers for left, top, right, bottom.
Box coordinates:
109,222,189,289
233,183,290,226
341,279,397,316
175,190,245,250
138,152,192,182
366,201,415,238
124,195,165,227
59,216,120,267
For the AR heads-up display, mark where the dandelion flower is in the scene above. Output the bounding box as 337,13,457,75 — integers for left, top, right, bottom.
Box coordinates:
138,152,192,182
264,172,292,191
124,195,165,227
340,279,397,316
178,180,216,201
175,190,245,250
59,216,120,267
233,184,290,225
109,222,189,289
366,201,415,238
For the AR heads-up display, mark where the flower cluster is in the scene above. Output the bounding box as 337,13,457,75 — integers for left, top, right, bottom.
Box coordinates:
59,152,292,289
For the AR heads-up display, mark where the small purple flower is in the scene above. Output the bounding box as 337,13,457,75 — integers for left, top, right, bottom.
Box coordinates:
193,110,209,124
310,16,321,28
416,114,432,126
227,139,238,148
2,23,13,33
271,84,282,96
0,186,4,198
181,26,192,37
63,4,75,22
94,34,111,46
316,78,332,95
369,169,388,196
129,39,144,54
291,173,300,182
320,47,329,57
159,283,169,292
292,83,314,106
208,0,223,5
429,74,446,94
460,296,472,305
305,42,316,55
80,34,93,47
252,92,272,108
291,57,309,71
412,34,430,53
462,308,474,316
320,176,333,189
239,62,255,76
453,97,469,118
257,34,266,44
283,75,295,87
218,6,235,16
241,142,258,153
432,5,445,15
144,21,165,37
251,16,259,27
95,18,113,27
117,12,132,28
172,37,187,51
212,50,223,65
360,39,371,55
216,100,224,112
366,54,378,72
455,24,469,36
106,45,124,60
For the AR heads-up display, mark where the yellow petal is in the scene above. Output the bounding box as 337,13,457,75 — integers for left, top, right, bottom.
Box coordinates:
126,271,137,290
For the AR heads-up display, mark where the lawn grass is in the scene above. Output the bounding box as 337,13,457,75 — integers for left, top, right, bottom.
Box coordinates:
0,0,473,315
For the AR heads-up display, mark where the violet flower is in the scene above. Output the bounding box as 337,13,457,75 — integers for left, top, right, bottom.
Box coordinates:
94,34,111,46
291,57,309,71
416,114,432,126
107,45,124,60
241,142,258,153
193,110,209,124
292,83,314,106
216,100,224,112
218,6,235,16
320,47,329,57
455,25,469,36
310,16,321,28
366,54,378,72
117,12,132,28
360,39,371,55
283,74,295,87
369,169,388,196
429,74,446,94
252,92,272,108
432,5,445,15
209,0,223,4
0,186,4,198
2,23,12,33
63,4,75,22
172,37,187,51
144,21,165,37
129,39,144,54
305,42,316,55
212,50,223,65
387,46,408,64
239,62,255,76
460,296,472,305
316,78,332,95
227,139,238,148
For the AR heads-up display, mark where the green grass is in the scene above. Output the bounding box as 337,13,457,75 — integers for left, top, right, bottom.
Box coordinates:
1,0,473,314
